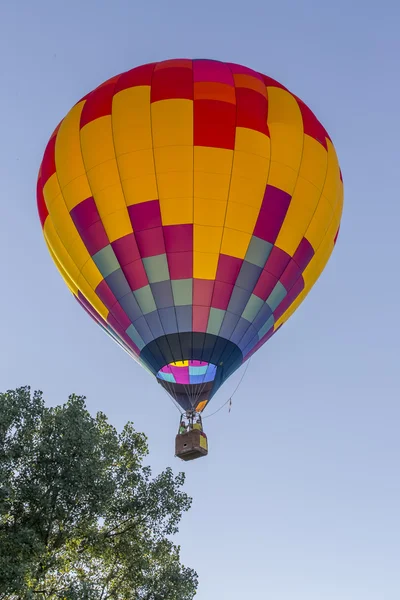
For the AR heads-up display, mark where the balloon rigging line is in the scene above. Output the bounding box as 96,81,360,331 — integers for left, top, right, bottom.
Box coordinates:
203,358,252,420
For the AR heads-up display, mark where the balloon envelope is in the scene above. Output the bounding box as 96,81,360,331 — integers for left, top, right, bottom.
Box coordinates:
37,59,343,412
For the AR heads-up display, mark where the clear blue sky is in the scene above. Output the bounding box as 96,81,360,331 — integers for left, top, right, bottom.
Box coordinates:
1,0,399,597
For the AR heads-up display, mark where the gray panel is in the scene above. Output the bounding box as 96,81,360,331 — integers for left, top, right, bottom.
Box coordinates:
142,254,170,284
235,261,262,292
145,311,165,339
93,245,119,278
119,291,142,322
219,311,240,339
134,285,157,315
245,236,273,268
125,324,145,350
172,279,193,306
242,335,259,357
151,280,174,308
252,302,273,331
176,305,192,332
238,324,258,352
242,294,264,323
258,315,275,339
105,268,131,300
133,316,154,345
158,307,179,335
227,285,252,316
230,317,251,345
266,281,287,312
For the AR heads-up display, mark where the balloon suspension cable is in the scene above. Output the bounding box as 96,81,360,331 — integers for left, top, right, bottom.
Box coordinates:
202,358,252,420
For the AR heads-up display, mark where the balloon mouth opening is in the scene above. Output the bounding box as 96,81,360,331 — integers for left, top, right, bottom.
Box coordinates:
156,360,217,386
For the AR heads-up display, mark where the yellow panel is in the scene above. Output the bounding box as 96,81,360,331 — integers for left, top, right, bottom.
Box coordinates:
194,146,233,174
79,257,104,291
55,101,86,190
157,170,193,199
121,174,158,206
225,202,259,234
154,146,193,173
112,86,152,154
43,173,61,208
80,116,115,171
194,197,227,226
171,360,189,367
235,127,271,159
47,241,77,295
321,140,341,210
194,225,223,254
44,218,80,290
86,158,120,196
221,228,251,259
160,198,193,225
267,161,298,195
268,89,303,166
62,174,92,211
230,151,269,183
193,251,219,280
101,208,133,242
48,195,80,250
75,280,109,321
94,184,128,218
300,135,328,191
305,195,333,251
275,177,322,256
67,233,94,271
193,171,231,202
151,99,193,147
118,149,155,181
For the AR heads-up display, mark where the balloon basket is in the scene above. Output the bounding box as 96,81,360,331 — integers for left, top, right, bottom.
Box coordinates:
175,429,208,461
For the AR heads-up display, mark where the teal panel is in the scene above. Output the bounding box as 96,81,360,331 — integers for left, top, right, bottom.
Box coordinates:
171,278,193,306
245,236,273,268
134,285,157,315
92,245,119,278
266,281,287,312
258,315,275,339
206,307,225,336
126,324,145,350
242,294,264,323
142,254,170,284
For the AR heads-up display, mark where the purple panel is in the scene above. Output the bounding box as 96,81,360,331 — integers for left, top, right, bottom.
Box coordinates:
79,221,109,256
211,280,234,310
238,324,258,352
193,59,234,85
219,311,240,339
95,280,117,310
216,254,243,284
293,237,315,271
135,227,165,258
163,223,193,252
227,286,252,315
111,232,140,266
70,197,100,230
235,261,262,292
253,270,278,301
252,302,273,331
119,292,142,322
128,199,161,231
133,316,154,345
159,307,179,334
105,268,131,300
280,260,302,292
241,334,259,357
253,186,291,244
109,302,131,330
123,260,149,291
264,246,291,279
230,317,251,345
176,305,192,332
145,310,165,339
151,280,174,308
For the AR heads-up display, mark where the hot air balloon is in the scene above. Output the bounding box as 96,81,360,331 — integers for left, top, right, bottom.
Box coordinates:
37,59,343,461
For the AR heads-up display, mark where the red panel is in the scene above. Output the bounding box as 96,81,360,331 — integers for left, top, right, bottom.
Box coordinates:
293,237,314,271
192,305,210,333
167,252,193,279
79,221,109,256
123,259,149,291
135,227,165,258
193,279,214,306
95,280,118,310
253,270,278,301
260,74,288,90
128,200,161,231
151,66,193,102
114,63,156,93
36,177,48,227
264,246,291,279
109,301,131,330
80,80,117,128
254,185,291,244
155,59,192,70
280,259,302,292
235,87,269,135
334,226,340,245
70,196,101,231
194,99,236,150
294,96,330,148
163,223,193,252
41,134,56,187
273,277,304,321
216,254,243,285
211,280,234,310
112,232,140,266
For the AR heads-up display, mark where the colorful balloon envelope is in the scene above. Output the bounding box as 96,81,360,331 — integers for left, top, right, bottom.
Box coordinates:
37,58,343,414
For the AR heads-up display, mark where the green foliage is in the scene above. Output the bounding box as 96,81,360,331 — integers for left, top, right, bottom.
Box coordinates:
0,386,197,599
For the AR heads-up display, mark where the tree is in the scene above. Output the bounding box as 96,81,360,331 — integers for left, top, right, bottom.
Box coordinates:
0,386,197,599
